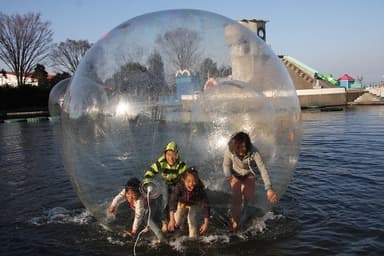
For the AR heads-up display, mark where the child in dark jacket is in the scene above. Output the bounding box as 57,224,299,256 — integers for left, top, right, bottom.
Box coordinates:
167,167,210,238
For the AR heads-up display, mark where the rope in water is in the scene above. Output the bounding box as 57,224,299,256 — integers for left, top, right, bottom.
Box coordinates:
133,189,152,256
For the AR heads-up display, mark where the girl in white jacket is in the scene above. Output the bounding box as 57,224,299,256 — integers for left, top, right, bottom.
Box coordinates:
223,132,278,232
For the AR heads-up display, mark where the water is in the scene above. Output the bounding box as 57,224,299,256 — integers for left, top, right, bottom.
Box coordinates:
1,105,383,256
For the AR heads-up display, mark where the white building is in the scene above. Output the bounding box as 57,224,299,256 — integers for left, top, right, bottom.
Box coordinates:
0,71,38,87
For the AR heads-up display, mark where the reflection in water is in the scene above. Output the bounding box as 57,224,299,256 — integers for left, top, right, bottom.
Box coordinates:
1,106,383,255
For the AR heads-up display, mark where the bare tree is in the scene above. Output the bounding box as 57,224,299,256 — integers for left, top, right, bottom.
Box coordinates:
0,12,53,86
156,27,202,72
356,75,364,85
50,39,92,75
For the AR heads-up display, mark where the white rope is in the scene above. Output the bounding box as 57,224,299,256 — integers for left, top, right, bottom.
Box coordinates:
133,189,152,256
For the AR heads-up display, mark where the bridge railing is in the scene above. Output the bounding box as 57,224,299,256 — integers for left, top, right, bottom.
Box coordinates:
367,87,384,98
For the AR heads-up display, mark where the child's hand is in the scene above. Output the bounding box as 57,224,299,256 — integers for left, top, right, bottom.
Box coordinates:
107,205,116,219
122,230,134,237
267,189,278,204
199,221,208,234
168,218,176,232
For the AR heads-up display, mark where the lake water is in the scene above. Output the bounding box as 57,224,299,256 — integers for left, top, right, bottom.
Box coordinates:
1,105,383,256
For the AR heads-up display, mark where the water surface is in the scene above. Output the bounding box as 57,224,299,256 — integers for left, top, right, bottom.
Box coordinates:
1,106,383,255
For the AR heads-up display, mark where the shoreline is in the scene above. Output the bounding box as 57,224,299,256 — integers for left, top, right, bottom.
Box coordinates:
0,109,49,123
2,102,383,123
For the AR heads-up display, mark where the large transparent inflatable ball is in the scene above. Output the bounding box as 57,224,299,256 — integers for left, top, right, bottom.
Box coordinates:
61,9,302,232
48,77,71,118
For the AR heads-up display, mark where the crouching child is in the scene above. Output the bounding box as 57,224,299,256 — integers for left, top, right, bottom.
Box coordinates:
108,177,165,242
167,167,210,238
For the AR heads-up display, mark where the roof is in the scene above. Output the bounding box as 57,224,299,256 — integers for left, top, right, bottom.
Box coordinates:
337,74,355,81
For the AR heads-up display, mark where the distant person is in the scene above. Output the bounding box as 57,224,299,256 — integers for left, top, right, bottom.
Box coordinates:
142,141,188,233
108,177,164,242
168,167,210,238
223,131,278,232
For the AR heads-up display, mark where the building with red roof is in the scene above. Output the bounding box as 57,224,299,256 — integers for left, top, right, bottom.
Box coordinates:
337,73,362,89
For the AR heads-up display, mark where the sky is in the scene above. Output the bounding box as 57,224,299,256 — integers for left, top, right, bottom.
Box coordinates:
1,0,384,84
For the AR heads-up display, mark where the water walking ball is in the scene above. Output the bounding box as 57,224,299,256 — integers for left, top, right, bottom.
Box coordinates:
48,78,71,118
61,9,302,231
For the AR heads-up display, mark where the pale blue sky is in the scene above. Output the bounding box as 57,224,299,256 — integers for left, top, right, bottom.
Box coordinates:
2,0,383,84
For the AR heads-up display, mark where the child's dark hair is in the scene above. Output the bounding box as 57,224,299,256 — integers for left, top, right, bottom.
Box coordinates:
182,167,204,189
228,131,252,156
124,177,141,196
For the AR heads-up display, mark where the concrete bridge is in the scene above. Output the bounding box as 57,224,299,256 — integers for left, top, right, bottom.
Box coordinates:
279,55,373,109
352,87,384,105
238,19,381,109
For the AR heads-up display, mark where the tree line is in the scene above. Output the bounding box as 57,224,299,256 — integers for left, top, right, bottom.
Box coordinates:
0,12,232,112
0,12,92,111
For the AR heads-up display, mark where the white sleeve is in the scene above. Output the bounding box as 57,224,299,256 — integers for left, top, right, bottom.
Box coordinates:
132,197,146,232
110,189,126,209
253,152,272,190
223,147,233,178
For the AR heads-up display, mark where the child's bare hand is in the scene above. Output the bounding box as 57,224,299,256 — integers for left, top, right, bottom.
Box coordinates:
107,205,116,219
168,219,176,232
199,222,208,234
267,189,278,204
122,230,134,237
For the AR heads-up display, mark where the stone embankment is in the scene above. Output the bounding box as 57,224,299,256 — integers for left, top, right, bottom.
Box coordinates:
0,110,49,123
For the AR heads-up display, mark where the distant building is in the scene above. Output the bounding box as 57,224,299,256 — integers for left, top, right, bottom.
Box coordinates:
238,19,268,41
337,74,362,89
0,71,38,87
175,69,201,101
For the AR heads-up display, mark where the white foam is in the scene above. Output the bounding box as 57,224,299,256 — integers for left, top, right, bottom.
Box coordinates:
168,235,190,252
29,207,92,226
200,234,230,244
106,236,126,246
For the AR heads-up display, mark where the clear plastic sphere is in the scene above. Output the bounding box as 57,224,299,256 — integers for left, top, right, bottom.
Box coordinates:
61,9,302,231
48,78,71,118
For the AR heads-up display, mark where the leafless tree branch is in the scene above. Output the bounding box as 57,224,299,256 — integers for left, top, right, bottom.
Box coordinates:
0,12,53,86
50,39,92,75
